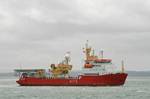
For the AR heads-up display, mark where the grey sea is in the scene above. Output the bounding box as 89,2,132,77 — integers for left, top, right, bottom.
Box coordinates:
0,74,150,99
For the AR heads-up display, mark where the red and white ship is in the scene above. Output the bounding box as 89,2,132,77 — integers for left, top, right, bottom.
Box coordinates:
16,41,128,86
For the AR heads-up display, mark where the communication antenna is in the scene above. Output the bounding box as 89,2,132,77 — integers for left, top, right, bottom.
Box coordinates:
64,51,71,65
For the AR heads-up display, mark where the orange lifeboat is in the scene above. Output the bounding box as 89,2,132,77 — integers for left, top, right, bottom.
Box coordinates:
95,59,111,63
84,64,93,68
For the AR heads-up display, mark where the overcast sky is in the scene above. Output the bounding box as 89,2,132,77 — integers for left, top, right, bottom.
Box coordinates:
0,0,150,72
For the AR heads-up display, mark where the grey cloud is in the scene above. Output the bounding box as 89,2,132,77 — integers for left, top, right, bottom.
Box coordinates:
0,0,150,72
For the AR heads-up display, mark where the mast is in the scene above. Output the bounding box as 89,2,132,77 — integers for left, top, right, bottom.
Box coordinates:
101,50,103,59
84,40,91,60
121,60,125,73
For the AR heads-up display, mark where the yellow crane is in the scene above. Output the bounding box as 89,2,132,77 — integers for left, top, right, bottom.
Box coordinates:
50,52,72,78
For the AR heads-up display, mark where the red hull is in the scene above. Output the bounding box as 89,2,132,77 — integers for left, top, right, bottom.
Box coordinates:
16,73,127,86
